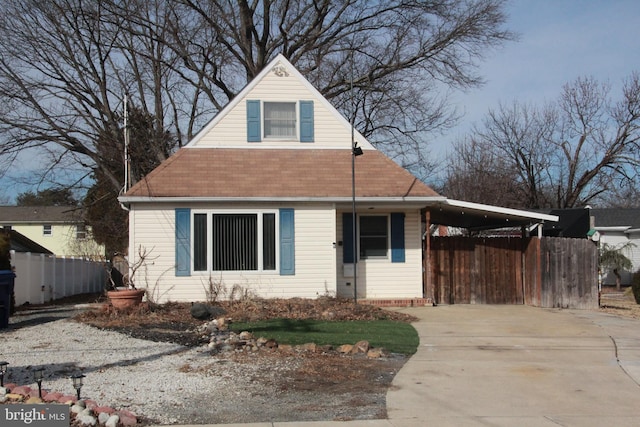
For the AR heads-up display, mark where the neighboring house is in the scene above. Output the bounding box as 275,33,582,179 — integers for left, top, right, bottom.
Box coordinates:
2,229,53,255
590,208,640,285
0,206,104,259
119,54,555,303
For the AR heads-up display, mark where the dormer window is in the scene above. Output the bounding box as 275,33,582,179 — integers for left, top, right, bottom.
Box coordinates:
264,102,296,138
247,100,314,143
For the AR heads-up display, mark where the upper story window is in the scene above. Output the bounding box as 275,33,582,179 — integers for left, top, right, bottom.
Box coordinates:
264,102,296,138
76,224,87,240
247,100,314,143
43,224,52,236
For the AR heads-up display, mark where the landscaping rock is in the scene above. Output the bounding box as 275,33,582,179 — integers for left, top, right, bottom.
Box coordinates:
336,344,353,354
105,415,119,427
98,412,111,425
239,330,253,340
191,303,212,320
5,393,23,401
191,303,226,320
351,340,370,354
43,391,63,402
297,342,318,352
367,348,386,358
76,413,97,426
11,385,31,395
25,396,42,404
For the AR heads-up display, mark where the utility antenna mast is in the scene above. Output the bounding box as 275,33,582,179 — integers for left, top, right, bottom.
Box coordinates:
123,94,131,193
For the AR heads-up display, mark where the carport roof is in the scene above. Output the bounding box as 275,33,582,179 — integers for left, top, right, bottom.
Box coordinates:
426,199,558,230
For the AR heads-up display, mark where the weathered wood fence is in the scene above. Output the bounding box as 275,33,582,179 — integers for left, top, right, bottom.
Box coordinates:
429,236,598,309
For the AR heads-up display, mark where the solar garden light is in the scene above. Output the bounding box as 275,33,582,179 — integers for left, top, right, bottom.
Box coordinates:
71,373,85,400
0,361,8,387
33,367,45,398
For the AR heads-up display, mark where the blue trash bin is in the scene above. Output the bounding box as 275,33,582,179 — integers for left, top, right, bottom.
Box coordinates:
0,270,15,329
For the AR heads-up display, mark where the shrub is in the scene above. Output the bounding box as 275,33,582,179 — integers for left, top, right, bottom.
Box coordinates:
632,269,640,304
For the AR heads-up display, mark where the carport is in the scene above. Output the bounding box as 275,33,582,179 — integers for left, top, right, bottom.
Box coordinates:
421,199,598,309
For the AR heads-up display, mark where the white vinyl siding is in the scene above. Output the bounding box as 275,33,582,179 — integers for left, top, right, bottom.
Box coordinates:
129,204,337,303
336,209,423,299
193,71,358,149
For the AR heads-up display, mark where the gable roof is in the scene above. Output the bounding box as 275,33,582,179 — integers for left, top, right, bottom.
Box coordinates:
122,148,439,201
0,206,83,224
1,229,53,254
185,54,374,151
590,208,640,229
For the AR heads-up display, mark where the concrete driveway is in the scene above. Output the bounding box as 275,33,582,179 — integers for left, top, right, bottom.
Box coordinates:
387,305,640,427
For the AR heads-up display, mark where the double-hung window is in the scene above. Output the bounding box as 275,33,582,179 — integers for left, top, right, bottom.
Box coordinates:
192,211,277,272
342,212,405,264
76,224,87,240
359,215,389,259
246,100,314,142
264,102,296,139
43,224,52,236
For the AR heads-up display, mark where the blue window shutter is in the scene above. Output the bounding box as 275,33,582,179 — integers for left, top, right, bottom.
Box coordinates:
391,213,405,263
342,212,354,263
299,100,314,142
175,208,191,276
279,209,295,275
247,100,261,142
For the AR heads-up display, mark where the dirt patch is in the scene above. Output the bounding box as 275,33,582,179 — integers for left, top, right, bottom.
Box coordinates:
73,296,416,424
599,286,640,320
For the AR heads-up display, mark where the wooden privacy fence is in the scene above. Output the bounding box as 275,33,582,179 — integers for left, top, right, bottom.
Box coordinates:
429,236,598,309
11,252,106,306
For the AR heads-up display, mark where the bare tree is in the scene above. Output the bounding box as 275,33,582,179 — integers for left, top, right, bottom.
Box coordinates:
444,74,640,209
0,0,513,192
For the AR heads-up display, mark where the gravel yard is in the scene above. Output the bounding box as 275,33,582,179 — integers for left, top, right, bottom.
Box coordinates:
1,297,410,425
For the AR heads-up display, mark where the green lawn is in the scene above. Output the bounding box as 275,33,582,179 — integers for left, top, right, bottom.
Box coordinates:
230,319,419,355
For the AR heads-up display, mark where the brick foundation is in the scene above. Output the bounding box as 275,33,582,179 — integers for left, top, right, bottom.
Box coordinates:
360,298,432,307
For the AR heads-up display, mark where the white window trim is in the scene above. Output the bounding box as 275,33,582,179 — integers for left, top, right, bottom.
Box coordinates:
262,101,299,141
191,209,280,274
358,214,390,261
76,224,87,240
43,224,52,237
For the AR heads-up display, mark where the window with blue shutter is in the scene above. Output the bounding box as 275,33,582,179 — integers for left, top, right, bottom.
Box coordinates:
279,208,295,275
299,100,314,142
342,213,354,263
247,100,261,142
390,213,405,263
175,208,191,276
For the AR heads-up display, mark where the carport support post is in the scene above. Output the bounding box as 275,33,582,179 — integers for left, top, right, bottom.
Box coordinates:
424,210,433,304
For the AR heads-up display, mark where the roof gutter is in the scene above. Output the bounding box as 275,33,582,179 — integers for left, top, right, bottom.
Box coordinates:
431,199,559,223
118,195,448,204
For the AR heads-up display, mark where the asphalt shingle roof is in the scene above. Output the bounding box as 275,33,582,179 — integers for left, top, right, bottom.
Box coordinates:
0,206,82,223
125,148,440,199
590,208,640,228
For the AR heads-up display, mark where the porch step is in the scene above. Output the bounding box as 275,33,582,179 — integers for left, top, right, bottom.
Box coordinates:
360,298,432,308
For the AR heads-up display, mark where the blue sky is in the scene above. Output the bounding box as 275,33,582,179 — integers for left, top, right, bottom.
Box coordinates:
436,0,640,156
3,1,639,203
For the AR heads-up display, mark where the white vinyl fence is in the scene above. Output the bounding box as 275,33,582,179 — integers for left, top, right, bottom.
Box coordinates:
11,251,106,306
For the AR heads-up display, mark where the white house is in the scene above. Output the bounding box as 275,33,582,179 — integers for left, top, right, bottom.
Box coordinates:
119,54,555,304
591,208,640,285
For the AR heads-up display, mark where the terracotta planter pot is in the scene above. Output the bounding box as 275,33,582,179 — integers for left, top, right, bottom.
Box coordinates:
107,289,146,310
